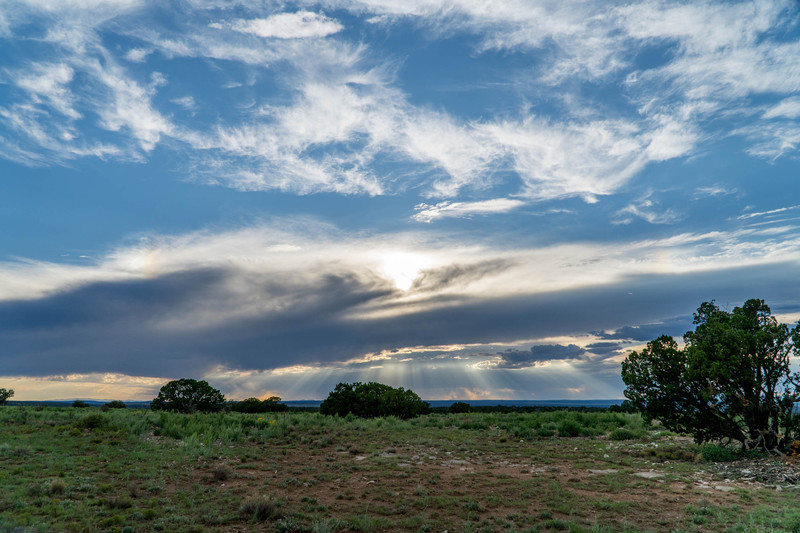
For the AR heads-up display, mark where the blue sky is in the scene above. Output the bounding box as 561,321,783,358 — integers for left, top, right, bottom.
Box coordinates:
2,0,800,401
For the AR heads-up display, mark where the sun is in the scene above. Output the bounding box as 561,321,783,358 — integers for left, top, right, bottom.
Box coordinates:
379,252,431,291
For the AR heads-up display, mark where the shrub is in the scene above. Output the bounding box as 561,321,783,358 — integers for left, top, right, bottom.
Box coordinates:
240,498,282,522
609,428,639,441
448,401,472,414
231,396,287,413
72,400,90,408
151,379,225,413
212,466,232,482
557,419,581,437
536,427,555,438
699,443,737,462
320,382,429,419
76,413,108,430
104,400,127,409
48,479,66,495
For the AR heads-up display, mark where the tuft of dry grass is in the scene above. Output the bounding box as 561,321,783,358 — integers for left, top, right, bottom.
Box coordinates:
48,478,66,495
211,465,232,482
240,498,283,522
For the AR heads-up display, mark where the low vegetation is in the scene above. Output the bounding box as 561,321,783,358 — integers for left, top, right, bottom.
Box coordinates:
1,405,799,532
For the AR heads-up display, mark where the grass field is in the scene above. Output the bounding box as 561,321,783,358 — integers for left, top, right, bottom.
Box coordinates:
1,406,799,532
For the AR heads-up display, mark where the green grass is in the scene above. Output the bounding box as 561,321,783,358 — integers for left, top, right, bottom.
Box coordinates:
0,406,797,532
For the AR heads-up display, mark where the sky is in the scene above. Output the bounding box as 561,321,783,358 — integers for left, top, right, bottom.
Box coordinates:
2,0,800,402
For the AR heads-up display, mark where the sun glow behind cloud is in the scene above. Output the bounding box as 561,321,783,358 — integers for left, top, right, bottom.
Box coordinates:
378,251,432,291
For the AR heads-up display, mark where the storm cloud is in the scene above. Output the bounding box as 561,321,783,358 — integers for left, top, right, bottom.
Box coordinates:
491,344,586,369
2,248,799,381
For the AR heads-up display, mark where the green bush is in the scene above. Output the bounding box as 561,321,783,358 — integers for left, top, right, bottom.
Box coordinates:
320,382,429,419
448,401,472,414
557,419,581,437
699,443,737,462
103,400,127,410
536,427,555,438
72,400,90,408
77,413,108,430
609,427,639,441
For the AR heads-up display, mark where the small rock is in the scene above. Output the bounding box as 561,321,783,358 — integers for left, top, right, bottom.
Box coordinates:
634,471,665,479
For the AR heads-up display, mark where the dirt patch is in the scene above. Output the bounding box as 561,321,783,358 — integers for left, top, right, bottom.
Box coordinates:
187,437,783,532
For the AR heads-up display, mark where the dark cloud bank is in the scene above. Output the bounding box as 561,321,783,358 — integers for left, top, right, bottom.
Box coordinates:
2,262,800,377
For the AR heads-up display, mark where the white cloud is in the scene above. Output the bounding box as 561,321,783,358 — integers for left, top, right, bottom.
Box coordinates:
764,97,800,120
412,198,525,222
89,61,172,151
739,123,800,160
614,198,682,225
171,95,196,110
480,117,649,202
4,217,800,315
221,11,344,39
400,111,501,196
0,103,121,163
3,0,799,202
738,204,800,221
14,62,81,119
125,47,151,62
694,185,736,198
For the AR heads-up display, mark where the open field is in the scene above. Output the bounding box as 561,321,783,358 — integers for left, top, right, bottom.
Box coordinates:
2,407,800,533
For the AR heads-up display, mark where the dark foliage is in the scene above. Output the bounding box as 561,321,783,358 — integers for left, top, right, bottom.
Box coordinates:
622,299,800,453
319,382,429,419
0,388,13,405
230,396,287,413
76,413,108,430
607,400,637,413
150,379,226,413
103,400,127,409
71,400,90,408
240,498,283,522
448,401,473,413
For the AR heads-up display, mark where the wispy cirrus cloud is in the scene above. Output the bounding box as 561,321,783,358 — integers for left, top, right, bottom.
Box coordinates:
614,193,682,225
764,97,800,120
412,198,525,222
1,0,799,214
215,11,344,39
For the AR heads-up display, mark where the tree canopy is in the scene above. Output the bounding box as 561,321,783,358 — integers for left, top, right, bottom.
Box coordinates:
319,382,429,419
0,388,13,405
622,299,800,453
231,396,287,413
151,379,226,413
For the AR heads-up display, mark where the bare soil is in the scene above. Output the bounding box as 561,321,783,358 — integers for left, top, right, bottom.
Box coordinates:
184,434,799,531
